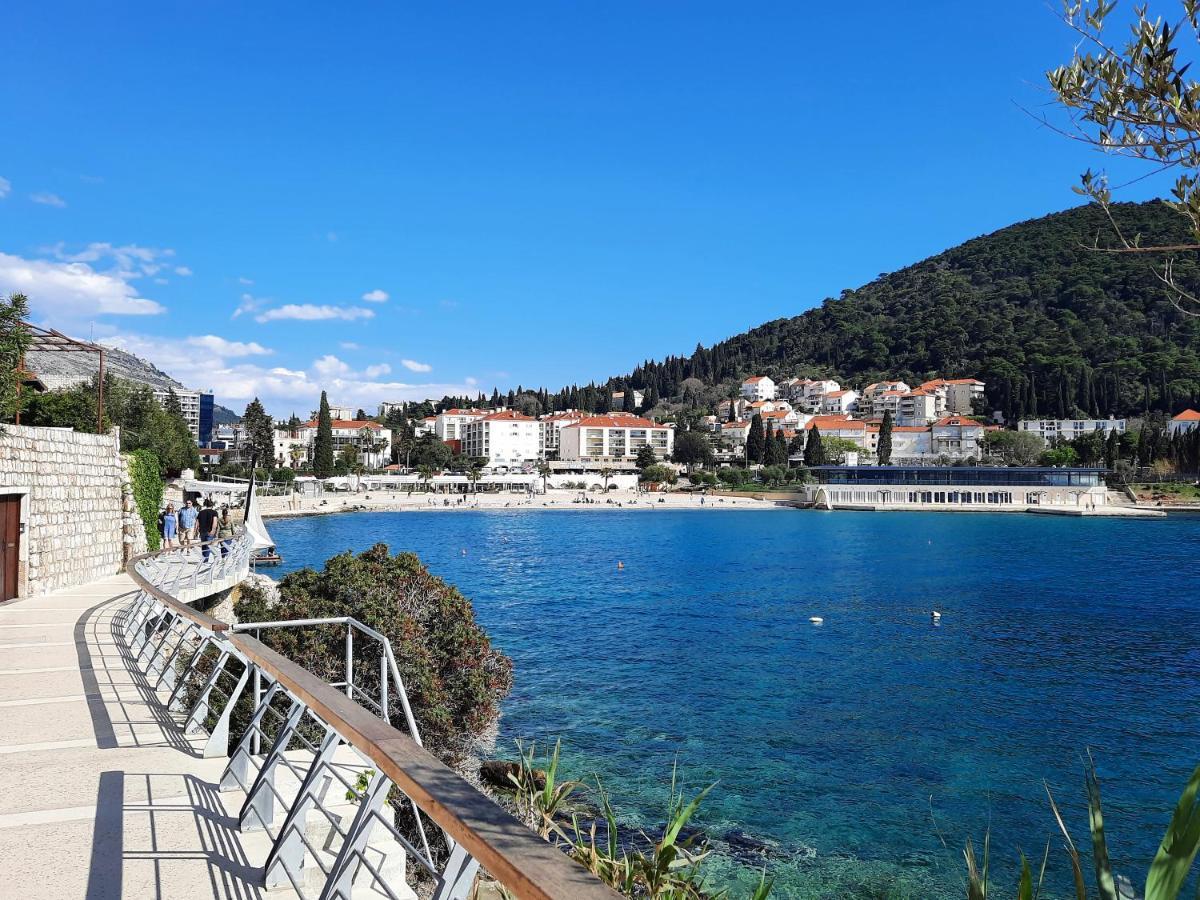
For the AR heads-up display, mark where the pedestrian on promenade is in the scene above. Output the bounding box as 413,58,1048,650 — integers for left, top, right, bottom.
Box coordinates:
217,505,235,557
197,499,218,560
160,502,178,549
178,499,198,549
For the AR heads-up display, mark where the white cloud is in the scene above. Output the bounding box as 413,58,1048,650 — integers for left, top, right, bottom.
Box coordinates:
51,242,177,278
338,341,360,350
97,329,474,416
153,277,169,285
0,250,165,323
364,363,391,378
185,335,272,357
174,266,193,276
232,293,264,319
30,192,66,208
361,289,388,303
400,359,432,373
254,304,374,323
0,177,10,199
465,376,478,386
312,355,351,378
238,276,254,285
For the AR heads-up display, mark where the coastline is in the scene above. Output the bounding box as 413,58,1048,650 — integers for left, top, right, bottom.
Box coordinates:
257,488,788,519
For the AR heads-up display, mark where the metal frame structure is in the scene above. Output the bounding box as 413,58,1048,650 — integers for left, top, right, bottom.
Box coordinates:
122,530,619,900
15,322,105,430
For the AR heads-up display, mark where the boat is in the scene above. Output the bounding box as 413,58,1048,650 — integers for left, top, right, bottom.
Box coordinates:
244,462,282,566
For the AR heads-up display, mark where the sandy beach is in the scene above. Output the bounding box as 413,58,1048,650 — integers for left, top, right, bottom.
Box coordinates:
255,488,787,518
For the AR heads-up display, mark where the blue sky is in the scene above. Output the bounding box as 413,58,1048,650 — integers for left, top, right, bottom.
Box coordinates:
0,1,1165,416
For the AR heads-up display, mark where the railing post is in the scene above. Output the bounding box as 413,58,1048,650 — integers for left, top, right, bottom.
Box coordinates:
239,696,305,831
318,769,391,900
166,634,213,713
203,655,250,759
379,652,388,723
221,679,280,793
344,626,354,699
263,727,341,890
431,840,480,900
182,646,231,735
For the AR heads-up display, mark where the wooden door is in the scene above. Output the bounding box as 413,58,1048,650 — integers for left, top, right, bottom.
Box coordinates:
0,495,19,603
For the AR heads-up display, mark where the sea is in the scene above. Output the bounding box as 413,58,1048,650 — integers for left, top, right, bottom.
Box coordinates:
265,508,1200,899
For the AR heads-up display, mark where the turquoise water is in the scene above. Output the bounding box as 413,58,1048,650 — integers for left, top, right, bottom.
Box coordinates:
266,509,1200,898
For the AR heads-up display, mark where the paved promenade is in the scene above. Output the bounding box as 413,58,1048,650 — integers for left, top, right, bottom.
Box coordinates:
0,574,281,899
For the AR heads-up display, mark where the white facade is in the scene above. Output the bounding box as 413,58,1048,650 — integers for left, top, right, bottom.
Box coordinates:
378,401,405,417
151,387,203,443
539,411,584,458
1169,409,1200,436
820,389,859,414
296,419,393,468
460,411,539,468
899,391,940,426
1018,418,1126,442
559,415,674,462
326,404,355,420
799,379,841,411
741,376,776,401
611,390,644,409
435,408,487,442
931,416,987,458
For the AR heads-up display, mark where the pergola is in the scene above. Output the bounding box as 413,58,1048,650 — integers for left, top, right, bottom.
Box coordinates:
15,322,106,431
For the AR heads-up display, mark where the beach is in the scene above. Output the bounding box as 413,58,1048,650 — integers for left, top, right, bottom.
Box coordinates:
254,487,786,518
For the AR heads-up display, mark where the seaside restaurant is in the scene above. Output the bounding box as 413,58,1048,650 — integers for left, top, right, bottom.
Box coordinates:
804,466,1111,512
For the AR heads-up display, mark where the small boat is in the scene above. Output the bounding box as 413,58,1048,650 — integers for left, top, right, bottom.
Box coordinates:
254,547,283,566
809,616,824,625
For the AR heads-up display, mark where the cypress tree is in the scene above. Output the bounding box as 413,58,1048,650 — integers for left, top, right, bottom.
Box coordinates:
804,424,826,466
314,391,335,477
788,430,805,459
772,429,788,465
877,409,893,465
746,413,765,464
622,389,635,413
1104,428,1120,469
242,397,276,469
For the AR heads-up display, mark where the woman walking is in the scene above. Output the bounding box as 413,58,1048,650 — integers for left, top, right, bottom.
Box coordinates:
159,502,178,549
217,505,235,557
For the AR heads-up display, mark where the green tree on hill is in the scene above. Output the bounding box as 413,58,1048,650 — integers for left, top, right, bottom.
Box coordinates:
313,391,335,477
804,424,825,466
241,397,275,468
746,413,765,464
877,409,894,465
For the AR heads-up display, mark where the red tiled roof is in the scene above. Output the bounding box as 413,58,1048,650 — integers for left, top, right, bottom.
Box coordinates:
481,410,535,422
567,415,661,429
933,416,983,428
805,415,863,430
442,408,486,416
1172,409,1200,421
743,376,767,383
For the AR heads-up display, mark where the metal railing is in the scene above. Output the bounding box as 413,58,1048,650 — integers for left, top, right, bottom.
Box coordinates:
124,530,618,900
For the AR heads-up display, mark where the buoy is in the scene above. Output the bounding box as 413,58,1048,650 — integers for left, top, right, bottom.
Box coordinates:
809,616,823,625
617,561,625,570
931,610,942,622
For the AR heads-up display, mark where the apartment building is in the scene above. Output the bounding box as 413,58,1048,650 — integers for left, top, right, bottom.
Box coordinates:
918,379,985,415
931,416,987,458
741,376,776,401
820,389,860,415
898,389,940,425
460,410,539,469
295,419,393,468
434,408,488,442
151,388,215,445
539,411,584,458
1018,418,1126,442
559,415,674,462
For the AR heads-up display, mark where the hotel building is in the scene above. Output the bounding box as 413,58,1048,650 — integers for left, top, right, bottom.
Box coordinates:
558,414,674,463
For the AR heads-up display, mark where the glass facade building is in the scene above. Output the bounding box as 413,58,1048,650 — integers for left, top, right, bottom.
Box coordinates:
811,466,1105,488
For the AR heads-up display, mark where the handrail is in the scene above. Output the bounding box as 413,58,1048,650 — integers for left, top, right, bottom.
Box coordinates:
125,530,619,900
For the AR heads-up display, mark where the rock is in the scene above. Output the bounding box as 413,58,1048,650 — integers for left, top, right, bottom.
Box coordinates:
480,760,545,791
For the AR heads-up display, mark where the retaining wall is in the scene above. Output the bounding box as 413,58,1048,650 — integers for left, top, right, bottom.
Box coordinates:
0,424,148,598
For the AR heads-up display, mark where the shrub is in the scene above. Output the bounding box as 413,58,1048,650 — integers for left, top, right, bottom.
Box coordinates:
235,543,513,767
641,464,676,485
126,449,163,552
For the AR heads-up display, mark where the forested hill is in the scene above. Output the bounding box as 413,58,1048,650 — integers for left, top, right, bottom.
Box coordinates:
606,201,1200,420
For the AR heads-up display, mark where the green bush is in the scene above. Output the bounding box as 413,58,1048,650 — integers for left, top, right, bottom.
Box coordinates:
235,543,513,767
126,449,163,552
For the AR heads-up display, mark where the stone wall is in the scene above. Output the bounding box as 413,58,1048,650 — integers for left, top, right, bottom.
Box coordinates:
0,424,148,598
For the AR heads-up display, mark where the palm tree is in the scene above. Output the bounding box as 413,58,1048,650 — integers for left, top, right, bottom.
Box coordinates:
600,466,614,493
288,443,305,470
466,458,485,496
536,460,552,494
417,464,435,494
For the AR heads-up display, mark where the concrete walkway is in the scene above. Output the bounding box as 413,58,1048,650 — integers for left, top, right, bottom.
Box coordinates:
0,575,288,899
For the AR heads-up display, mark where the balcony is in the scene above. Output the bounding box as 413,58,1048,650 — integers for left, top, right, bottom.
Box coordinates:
0,532,618,900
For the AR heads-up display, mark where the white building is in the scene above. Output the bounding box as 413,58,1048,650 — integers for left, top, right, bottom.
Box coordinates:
378,401,405,417
898,389,940,426
434,408,487,442
460,410,539,469
539,411,584,458
151,387,207,443
1018,418,1126,442
931,416,987,458
720,420,752,448
611,390,644,410
325,404,356,420
919,379,986,415
805,414,869,450
1169,409,1200,436
820,389,860,415
559,415,674,463
799,379,841,411
296,419,393,469
741,376,776,401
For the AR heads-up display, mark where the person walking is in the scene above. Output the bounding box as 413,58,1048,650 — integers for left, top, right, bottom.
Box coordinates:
197,499,218,560
178,499,198,549
217,505,235,558
159,502,178,549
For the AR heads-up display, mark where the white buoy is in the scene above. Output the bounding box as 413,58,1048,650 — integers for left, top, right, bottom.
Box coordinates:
809,616,824,625
931,610,942,621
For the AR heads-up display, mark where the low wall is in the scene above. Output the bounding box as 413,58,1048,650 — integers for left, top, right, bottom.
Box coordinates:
0,424,148,599
710,490,808,503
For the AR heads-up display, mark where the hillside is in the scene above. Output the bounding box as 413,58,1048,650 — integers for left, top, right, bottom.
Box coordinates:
608,201,1200,420
24,343,240,423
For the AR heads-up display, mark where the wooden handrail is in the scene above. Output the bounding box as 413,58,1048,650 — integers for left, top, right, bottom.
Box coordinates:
126,539,621,900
